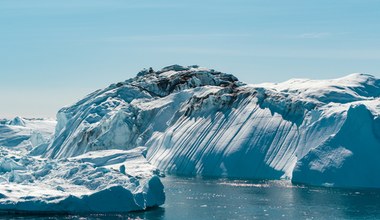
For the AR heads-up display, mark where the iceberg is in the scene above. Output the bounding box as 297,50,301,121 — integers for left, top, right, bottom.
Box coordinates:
40,65,380,188
0,147,164,213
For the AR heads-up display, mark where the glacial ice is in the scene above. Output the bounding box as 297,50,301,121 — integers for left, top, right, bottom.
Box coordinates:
39,65,380,188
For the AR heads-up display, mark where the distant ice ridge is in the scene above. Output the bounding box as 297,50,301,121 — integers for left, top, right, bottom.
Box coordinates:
0,118,164,213
0,117,56,149
41,65,380,188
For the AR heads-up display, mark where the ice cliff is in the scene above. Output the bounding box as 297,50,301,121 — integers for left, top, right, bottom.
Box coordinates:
41,65,380,188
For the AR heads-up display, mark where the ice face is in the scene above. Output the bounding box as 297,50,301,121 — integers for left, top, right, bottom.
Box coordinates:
292,104,380,188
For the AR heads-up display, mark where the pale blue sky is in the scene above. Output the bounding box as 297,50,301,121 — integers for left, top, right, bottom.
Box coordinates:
1,0,380,118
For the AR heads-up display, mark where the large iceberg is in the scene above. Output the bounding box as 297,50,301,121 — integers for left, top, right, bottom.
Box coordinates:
40,65,380,188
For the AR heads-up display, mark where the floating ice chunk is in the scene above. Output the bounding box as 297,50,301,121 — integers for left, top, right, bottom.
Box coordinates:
0,147,165,213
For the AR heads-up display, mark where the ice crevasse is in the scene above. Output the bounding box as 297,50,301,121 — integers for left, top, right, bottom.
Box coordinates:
40,65,380,189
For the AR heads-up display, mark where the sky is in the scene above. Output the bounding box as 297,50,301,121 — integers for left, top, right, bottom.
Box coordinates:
1,0,380,118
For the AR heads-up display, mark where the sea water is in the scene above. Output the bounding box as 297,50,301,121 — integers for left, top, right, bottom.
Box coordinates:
1,176,380,219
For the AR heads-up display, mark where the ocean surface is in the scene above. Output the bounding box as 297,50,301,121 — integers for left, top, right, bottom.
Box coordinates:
1,176,380,219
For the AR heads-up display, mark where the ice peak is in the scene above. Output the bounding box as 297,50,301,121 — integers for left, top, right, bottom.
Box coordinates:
341,72,375,79
8,116,26,127
128,65,242,97
160,64,191,72
337,73,379,86
136,65,198,77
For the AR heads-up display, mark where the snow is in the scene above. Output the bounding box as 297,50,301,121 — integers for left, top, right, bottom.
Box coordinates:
253,73,380,104
36,65,380,189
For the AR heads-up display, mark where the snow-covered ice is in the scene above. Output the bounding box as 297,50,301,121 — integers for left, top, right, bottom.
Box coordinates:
0,147,164,213
0,118,164,213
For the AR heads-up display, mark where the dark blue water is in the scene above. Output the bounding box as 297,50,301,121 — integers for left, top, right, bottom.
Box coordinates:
1,176,380,219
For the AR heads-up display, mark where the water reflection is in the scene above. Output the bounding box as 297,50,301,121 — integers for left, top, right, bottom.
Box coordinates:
0,208,165,220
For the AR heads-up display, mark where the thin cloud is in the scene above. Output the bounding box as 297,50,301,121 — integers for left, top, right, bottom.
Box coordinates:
158,46,243,56
294,32,331,39
249,48,380,60
102,33,254,42
1,1,181,10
